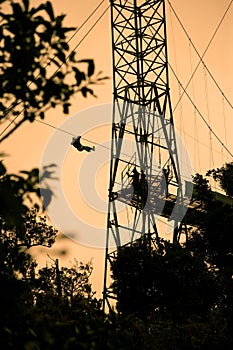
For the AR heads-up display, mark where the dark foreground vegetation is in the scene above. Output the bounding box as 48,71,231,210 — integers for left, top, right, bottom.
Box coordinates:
1,161,233,350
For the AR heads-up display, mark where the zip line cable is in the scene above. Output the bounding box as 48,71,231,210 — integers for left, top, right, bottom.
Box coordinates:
161,39,233,160
65,0,106,46
168,4,186,147
222,94,228,162
35,70,233,165
188,40,201,172
34,118,136,158
35,118,113,153
2,2,231,131
1,1,232,162
0,115,19,140
167,0,233,112
49,6,110,78
203,65,215,170
175,125,225,158
34,113,228,167
0,1,109,140
168,61,233,158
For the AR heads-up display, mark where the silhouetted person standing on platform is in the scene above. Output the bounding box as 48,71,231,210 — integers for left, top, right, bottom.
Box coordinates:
127,167,140,194
140,170,148,208
161,167,169,198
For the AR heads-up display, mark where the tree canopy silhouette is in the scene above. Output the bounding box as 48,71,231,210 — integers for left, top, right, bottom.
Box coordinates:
206,162,233,197
0,0,108,142
111,237,217,320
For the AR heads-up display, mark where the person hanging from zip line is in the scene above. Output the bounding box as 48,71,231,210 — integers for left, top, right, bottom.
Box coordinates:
71,136,95,152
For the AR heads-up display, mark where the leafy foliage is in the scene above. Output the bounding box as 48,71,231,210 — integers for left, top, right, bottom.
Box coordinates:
35,259,95,304
0,0,108,141
111,237,217,320
0,160,54,227
192,173,213,208
207,162,233,197
0,208,57,278
190,168,233,273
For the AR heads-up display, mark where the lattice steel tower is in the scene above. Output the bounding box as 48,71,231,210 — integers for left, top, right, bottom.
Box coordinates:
103,0,187,310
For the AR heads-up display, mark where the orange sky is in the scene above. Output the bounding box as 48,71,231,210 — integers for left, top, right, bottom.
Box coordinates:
1,0,233,297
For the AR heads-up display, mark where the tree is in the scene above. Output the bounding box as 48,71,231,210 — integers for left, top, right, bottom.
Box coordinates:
111,237,217,321
35,259,95,307
190,166,233,273
0,0,108,142
0,204,58,344
192,173,213,208
206,162,233,197
188,164,233,333
0,207,56,276
0,160,55,228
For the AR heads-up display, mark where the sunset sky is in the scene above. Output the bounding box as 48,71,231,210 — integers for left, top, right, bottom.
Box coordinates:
1,0,233,296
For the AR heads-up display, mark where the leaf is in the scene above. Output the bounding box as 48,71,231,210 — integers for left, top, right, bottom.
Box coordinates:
73,67,85,86
61,26,76,34
78,59,95,77
30,4,46,16
81,86,87,98
81,87,94,98
56,50,66,63
19,170,30,175
60,41,69,51
69,51,76,62
54,71,64,80
40,66,46,78
87,60,95,77
0,160,6,176
97,76,110,81
22,0,29,11
45,1,54,21
63,103,70,114
12,3,23,18
28,112,35,122
12,111,20,116
30,168,39,178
